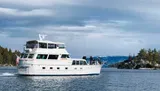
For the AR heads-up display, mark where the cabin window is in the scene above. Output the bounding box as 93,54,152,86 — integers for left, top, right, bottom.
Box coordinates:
65,67,68,70
20,53,25,58
36,54,48,59
48,55,58,59
28,54,34,58
58,44,65,49
80,61,87,65
76,61,79,65
72,60,87,65
39,42,47,48
61,54,69,58
24,54,28,58
26,41,38,49
57,67,60,70
84,61,87,65
48,43,56,49
80,61,84,65
72,60,76,65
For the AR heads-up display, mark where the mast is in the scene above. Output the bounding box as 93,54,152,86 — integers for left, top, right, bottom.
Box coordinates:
39,34,47,41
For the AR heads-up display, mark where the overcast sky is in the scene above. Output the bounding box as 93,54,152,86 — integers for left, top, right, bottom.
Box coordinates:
0,0,160,57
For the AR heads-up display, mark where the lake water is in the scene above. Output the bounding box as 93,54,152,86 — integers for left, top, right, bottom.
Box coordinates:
0,67,160,91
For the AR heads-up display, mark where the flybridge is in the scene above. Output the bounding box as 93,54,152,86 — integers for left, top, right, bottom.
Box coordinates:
26,40,65,49
25,34,65,49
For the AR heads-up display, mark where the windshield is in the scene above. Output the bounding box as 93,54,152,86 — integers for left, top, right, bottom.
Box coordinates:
61,54,70,58
58,44,65,49
20,53,24,58
26,41,38,49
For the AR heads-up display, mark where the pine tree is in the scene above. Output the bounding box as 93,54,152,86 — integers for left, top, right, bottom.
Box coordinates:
0,54,3,64
137,48,147,61
152,48,159,65
0,45,21,66
147,48,153,64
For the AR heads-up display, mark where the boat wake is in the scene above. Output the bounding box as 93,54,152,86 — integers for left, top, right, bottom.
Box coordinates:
0,72,16,77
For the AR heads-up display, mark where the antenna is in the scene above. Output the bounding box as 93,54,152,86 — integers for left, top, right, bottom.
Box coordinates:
39,34,47,41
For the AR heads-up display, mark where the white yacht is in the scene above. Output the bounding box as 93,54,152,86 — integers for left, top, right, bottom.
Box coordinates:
17,35,102,76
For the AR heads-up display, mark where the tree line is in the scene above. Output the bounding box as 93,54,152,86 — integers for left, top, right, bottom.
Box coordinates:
134,48,160,65
109,48,160,69
0,45,21,66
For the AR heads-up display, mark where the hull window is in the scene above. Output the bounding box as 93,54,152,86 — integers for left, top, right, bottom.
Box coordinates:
65,67,68,70
50,67,53,69
57,67,60,70
42,67,45,69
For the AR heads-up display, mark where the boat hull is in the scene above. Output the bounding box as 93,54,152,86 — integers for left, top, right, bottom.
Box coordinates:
17,65,102,76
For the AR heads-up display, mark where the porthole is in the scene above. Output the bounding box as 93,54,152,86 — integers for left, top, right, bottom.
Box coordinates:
65,67,68,70
42,67,45,69
57,67,60,70
80,68,82,69
75,68,77,70
50,67,53,69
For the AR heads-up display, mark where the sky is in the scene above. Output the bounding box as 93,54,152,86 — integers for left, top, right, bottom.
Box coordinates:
0,0,160,57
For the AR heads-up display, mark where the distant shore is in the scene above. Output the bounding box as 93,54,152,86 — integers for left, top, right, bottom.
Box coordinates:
0,64,15,67
109,59,160,70
109,48,160,70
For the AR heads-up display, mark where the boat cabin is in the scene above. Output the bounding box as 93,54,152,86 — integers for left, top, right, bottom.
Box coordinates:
72,60,87,65
20,53,70,60
21,40,70,61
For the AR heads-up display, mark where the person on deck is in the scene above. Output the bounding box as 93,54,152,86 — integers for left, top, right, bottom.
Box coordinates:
90,56,93,65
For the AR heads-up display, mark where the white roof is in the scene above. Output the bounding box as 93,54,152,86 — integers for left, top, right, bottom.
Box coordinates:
27,40,65,44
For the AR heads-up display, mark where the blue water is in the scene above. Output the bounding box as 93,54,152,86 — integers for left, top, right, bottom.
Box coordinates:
0,67,160,91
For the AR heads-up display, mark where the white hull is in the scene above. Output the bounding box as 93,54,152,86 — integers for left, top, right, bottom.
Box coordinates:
17,37,103,76
18,65,101,76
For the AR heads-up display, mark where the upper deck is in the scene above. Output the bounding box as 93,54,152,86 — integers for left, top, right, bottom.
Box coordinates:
23,40,69,54
25,40,65,49
23,34,69,55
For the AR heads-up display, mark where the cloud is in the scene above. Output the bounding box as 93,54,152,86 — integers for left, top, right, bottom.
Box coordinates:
0,0,160,57
1,19,160,56
0,0,80,7
84,0,160,21
0,7,55,17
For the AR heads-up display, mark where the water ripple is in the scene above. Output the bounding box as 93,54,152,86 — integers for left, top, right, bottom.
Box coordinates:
0,68,160,91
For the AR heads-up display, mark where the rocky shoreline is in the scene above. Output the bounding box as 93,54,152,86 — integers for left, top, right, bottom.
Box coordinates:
109,48,160,69
109,60,160,69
